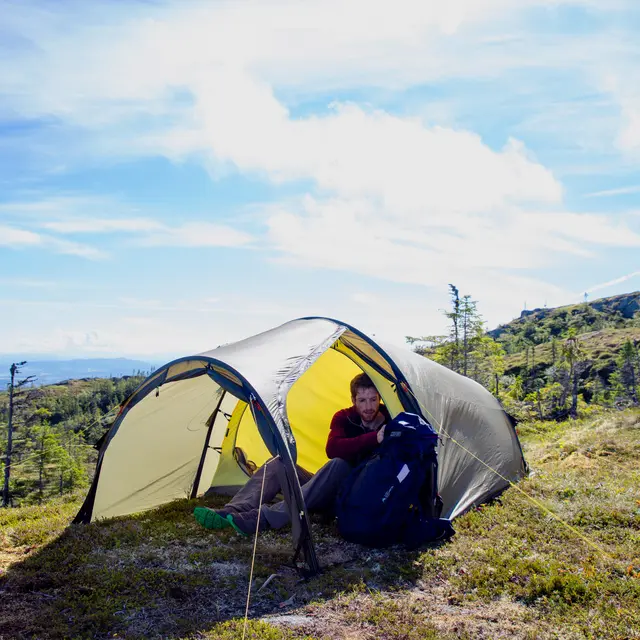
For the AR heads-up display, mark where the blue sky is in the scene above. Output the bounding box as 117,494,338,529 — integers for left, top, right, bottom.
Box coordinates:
1,0,639,360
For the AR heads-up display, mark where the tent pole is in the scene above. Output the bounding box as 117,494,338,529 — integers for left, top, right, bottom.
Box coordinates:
190,389,226,500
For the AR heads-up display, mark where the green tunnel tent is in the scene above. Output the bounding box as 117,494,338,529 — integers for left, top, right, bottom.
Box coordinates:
75,317,527,573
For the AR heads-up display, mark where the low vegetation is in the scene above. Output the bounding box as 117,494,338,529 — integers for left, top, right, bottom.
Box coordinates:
408,288,640,423
1,409,638,639
0,375,145,507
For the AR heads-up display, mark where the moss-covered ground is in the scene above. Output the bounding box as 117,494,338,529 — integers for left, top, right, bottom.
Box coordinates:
1,410,639,639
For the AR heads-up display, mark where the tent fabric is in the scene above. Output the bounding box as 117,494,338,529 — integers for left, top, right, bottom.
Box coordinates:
378,341,527,518
91,374,223,521
76,316,527,573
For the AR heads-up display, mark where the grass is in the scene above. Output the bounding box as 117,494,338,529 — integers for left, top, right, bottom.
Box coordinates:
1,409,639,639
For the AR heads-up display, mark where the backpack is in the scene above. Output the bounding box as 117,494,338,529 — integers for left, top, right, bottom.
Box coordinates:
335,412,454,548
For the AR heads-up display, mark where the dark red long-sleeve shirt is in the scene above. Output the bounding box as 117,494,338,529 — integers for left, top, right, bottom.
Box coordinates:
325,405,390,466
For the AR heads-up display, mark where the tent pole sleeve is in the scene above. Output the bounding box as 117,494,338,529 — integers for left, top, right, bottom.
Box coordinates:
274,454,320,576
73,455,105,524
190,389,226,500
73,410,122,523
245,391,320,576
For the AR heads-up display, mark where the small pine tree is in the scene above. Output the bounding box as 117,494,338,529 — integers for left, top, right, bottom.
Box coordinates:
444,284,462,373
459,295,485,377
610,340,639,405
562,330,587,418
30,420,65,503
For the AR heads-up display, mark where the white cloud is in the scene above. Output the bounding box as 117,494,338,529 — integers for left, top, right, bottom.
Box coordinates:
591,51,640,153
586,185,640,198
2,0,635,169
264,194,640,325
0,196,111,217
517,211,640,247
136,222,253,248
41,215,254,248
351,293,381,306
6,2,609,317
1,0,627,169
585,270,640,294
0,1,612,112
0,197,252,249
618,100,640,151
47,237,107,259
0,222,105,258
266,196,640,274
42,217,163,233
157,68,569,306
0,293,314,357
184,95,563,215
0,275,567,357
2,0,639,354
0,224,42,246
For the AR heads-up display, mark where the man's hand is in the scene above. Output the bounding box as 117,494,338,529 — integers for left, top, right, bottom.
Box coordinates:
376,425,385,444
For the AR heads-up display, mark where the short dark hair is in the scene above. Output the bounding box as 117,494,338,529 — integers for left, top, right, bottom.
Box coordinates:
350,373,378,399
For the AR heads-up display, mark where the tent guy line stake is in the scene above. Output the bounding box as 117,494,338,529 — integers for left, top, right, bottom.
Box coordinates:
401,383,616,563
242,457,271,640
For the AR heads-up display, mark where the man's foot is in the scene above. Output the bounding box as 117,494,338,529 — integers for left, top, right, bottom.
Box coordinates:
193,507,232,530
227,509,269,536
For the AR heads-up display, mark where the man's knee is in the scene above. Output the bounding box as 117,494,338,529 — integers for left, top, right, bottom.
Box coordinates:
265,456,288,484
265,455,283,468
324,457,351,478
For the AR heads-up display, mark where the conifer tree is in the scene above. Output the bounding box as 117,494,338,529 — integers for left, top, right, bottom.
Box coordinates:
610,340,639,405
445,284,461,372
2,362,36,507
562,330,587,418
459,295,485,377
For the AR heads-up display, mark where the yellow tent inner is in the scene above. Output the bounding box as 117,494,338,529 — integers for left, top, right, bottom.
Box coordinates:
223,345,404,478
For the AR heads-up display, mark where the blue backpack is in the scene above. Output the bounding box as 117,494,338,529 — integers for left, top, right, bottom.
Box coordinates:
335,412,454,548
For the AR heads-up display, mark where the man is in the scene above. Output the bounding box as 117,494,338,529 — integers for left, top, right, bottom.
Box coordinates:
194,373,389,535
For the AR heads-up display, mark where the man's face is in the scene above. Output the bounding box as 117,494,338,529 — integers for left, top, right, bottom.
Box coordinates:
353,387,381,423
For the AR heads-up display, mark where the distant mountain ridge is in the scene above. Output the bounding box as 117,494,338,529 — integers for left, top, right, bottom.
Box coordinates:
0,358,158,386
521,290,639,318
488,291,640,340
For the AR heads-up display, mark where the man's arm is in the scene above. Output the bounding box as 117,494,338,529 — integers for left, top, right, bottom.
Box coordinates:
325,412,378,464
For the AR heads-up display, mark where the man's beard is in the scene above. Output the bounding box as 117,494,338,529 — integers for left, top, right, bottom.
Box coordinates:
361,409,379,423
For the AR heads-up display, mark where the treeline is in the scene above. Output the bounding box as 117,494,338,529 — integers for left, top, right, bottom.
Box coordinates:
407,285,640,421
0,370,146,507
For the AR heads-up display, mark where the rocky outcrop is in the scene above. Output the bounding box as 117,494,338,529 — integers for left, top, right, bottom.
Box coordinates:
588,291,640,318
520,291,640,321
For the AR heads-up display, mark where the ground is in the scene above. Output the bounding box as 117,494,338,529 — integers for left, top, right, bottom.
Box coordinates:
0,410,639,639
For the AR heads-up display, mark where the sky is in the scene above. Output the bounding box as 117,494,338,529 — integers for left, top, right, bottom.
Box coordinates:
1,0,640,361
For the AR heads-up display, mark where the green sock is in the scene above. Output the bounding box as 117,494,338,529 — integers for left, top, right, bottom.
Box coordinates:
193,507,231,530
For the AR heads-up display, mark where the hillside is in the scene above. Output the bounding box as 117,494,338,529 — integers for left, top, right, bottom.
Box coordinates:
504,326,640,379
0,375,146,507
489,291,640,348
1,409,638,639
479,291,640,416
404,289,640,421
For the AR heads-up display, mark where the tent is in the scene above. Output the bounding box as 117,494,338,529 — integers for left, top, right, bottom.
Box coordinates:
75,317,527,573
